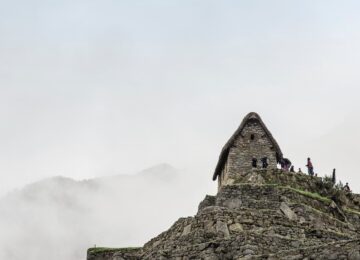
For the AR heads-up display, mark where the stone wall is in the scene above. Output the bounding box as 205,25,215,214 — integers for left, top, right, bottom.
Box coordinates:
137,181,360,259
231,169,360,211
87,247,141,260
219,120,278,189
88,170,360,260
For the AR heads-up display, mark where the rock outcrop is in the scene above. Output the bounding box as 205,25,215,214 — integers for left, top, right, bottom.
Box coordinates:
87,169,360,259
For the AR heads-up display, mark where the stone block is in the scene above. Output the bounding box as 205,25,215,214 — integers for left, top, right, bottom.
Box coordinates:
229,223,243,232
280,202,297,221
215,220,230,239
182,224,192,236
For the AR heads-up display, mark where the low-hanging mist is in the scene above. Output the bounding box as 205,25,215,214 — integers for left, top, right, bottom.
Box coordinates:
0,164,215,260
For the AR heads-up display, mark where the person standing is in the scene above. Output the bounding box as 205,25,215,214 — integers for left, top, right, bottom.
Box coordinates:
344,182,351,193
280,158,285,170
306,157,314,176
283,158,291,171
261,157,268,168
252,158,257,168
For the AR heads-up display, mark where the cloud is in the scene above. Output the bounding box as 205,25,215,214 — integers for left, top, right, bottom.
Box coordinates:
0,164,215,260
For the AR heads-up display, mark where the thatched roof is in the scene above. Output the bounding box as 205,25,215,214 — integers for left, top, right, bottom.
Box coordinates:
212,112,283,181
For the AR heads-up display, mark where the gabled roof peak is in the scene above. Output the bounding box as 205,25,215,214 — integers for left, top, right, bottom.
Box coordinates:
212,112,283,180
243,112,262,121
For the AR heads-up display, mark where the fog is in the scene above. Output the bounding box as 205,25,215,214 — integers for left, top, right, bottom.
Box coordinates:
1,1,360,259
0,164,215,259
1,0,360,195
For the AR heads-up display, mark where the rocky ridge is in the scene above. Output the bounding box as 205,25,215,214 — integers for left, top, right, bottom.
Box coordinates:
87,169,360,259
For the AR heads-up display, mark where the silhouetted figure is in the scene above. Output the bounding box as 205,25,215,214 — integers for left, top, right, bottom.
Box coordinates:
279,159,285,170
344,182,351,193
332,169,336,183
261,157,268,168
279,158,290,171
276,153,282,165
252,158,257,168
290,166,295,172
298,168,303,173
283,158,291,171
306,157,314,176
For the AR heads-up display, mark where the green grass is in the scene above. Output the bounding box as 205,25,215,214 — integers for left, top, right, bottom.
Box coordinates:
234,182,279,186
235,183,332,204
234,183,332,204
87,247,141,254
344,207,360,216
280,186,332,204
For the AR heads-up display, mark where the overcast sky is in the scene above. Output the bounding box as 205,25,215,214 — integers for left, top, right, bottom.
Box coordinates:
1,0,360,194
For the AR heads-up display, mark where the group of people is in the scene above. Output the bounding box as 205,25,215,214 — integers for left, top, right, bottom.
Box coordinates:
280,157,351,193
278,157,314,176
251,156,313,174
252,156,353,193
252,157,338,183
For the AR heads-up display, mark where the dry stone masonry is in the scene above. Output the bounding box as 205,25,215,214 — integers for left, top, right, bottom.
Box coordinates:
88,113,360,260
213,112,283,190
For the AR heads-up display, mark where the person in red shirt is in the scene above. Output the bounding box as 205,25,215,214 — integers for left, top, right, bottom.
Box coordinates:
306,157,314,176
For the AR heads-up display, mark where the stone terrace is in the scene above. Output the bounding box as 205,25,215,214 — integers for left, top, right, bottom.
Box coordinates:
87,169,360,260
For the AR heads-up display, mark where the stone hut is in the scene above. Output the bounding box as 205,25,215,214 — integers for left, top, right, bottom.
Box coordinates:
213,112,283,189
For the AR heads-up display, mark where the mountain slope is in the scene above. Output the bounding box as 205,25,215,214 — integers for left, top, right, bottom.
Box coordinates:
0,164,209,260
88,169,360,260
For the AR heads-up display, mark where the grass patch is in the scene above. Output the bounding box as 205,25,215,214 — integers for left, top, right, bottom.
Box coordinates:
234,183,332,204
233,182,279,187
344,207,360,216
263,183,279,186
280,186,332,204
87,247,141,254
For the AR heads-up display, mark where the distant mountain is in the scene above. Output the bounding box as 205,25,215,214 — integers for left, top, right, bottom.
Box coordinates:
0,164,210,260
137,163,178,180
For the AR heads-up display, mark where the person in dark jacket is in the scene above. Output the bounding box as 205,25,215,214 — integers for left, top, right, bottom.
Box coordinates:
344,182,351,193
261,157,268,168
280,158,285,170
252,158,257,168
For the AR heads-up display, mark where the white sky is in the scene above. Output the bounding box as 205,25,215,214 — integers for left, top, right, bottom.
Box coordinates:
1,0,360,194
